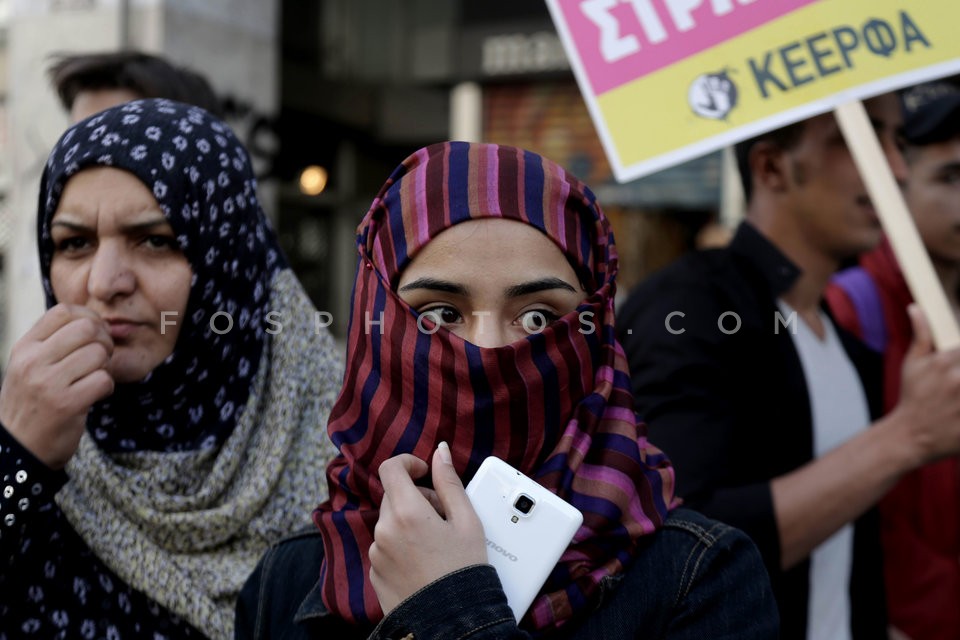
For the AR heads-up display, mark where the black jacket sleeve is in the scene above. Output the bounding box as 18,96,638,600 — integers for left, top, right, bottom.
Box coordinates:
0,424,68,566
617,274,781,570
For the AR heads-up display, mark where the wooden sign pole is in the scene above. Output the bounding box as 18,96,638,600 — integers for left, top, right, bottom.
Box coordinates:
835,99,960,351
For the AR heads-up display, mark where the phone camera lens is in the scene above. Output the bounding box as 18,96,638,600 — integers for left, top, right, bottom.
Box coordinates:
514,494,535,515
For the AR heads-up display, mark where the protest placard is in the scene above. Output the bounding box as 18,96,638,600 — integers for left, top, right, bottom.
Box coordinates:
546,0,960,181
547,0,960,348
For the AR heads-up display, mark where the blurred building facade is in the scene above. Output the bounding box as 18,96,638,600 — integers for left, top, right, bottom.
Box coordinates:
277,0,725,337
0,1,11,350
0,0,278,359
0,0,726,355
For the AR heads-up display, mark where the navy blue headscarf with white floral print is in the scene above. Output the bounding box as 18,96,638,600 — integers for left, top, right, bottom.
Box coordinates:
6,99,341,639
10,100,342,640
38,98,285,453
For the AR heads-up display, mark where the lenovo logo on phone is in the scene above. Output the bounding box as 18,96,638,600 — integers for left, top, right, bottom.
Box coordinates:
465,456,583,621
486,539,519,562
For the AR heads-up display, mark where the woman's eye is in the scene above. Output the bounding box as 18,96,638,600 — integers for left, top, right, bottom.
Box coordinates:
941,169,960,186
54,236,90,253
518,308,560,332
146,235,173,248
421,306,462,325
144,235,179,250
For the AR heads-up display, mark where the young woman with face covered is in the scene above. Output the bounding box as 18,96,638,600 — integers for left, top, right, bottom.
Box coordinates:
236,142,778,639
0,99,342,639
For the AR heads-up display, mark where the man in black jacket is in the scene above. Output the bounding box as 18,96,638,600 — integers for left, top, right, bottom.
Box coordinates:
618,92,960,639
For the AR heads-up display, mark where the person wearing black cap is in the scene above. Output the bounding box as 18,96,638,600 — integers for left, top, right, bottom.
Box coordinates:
617,91,960,640
826,77,960,640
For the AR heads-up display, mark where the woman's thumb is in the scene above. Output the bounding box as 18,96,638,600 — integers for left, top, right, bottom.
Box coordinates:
431,442,473,521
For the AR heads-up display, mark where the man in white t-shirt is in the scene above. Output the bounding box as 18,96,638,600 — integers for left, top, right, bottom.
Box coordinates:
619,92,960,639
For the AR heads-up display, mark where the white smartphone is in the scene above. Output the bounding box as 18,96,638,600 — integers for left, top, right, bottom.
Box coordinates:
465,456,583,621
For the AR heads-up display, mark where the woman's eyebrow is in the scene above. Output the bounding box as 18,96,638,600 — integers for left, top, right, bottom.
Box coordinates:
934,160,960,176
505,277,577,298
50,219,92,232
50,216,170,234
119,218,171,233
397,277,469,296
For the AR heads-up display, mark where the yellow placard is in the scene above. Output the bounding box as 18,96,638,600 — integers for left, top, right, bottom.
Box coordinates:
548,0,960,181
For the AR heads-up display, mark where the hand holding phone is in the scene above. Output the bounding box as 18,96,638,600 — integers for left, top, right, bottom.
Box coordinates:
465,456,583,621
370,444,487,615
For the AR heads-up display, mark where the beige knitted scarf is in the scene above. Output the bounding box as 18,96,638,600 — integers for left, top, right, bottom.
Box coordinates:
57,270,342,639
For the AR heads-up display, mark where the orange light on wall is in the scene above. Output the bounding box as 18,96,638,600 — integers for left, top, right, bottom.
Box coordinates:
298,165,328,195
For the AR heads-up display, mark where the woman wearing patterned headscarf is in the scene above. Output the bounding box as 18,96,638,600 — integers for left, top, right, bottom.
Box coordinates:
0,99,342,639
237,142,777,639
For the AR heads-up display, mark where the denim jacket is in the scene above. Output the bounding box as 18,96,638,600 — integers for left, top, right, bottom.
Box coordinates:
235,508,778,639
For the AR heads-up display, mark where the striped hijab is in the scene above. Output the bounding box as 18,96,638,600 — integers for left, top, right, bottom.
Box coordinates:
314,142,675,633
